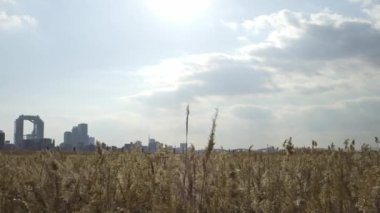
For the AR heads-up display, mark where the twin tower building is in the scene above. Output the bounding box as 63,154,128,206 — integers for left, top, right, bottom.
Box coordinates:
14,115,54,150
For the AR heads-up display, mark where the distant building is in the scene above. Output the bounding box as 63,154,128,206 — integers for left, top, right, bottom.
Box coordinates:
89,137,95,145
60,123,94,151
124,142,133,151
135,140,142,148
124,140,143,152
180,143,187,154
142,146,149,153
255,146,277,153
0,130,5,149
147,138,164,153
149,138,157,153
13,115,54,151
156,142,163,151
77,123,89,144
123,139,166,153
64,131,72,144
3,142,16,151
19,138,54,151
14,115,44,147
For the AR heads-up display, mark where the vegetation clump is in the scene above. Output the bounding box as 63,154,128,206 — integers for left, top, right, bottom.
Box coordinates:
0,140,380,212
0,109,379,212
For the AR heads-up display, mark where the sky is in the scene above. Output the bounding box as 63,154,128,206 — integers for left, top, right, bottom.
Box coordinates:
1,0,380,149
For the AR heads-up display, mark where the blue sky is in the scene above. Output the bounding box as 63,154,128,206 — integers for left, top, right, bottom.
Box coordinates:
1,0,379,149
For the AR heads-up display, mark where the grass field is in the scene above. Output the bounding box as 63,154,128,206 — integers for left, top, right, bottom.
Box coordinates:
0,146,379,213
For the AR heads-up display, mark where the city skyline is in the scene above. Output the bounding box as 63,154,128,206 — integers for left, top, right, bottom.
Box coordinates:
1,0,380,149
0,114,188,151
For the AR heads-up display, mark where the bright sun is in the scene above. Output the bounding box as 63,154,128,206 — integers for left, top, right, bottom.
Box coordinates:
146,0,212,22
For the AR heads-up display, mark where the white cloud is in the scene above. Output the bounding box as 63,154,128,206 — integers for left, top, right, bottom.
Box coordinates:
0,11,37,30
245,12,380,76
123,8,380,147
0,0,37,30
132,53,277,108
349,0,380,29
239,10,305,47
132,9,380,104
364,4,380,29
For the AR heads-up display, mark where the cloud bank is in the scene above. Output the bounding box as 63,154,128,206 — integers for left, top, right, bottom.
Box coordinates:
126,5,380,148
0,0,36,30
0,11,36,29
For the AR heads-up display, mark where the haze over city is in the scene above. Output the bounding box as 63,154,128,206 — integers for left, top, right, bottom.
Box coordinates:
1,0,379,149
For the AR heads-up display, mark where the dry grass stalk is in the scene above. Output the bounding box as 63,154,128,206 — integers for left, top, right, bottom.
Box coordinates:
0,111,379,212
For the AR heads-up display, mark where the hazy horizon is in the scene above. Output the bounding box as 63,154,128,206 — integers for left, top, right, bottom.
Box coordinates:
1,0,380,149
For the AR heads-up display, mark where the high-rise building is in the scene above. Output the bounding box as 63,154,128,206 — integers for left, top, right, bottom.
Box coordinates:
147,138,164,153
148,138,156,153
78,123,88,136
60,123,93,151
71,126,79,143
71,124,89,145
64,131,72,144
14,115,44,147
13,115,53,150
78,123,89,145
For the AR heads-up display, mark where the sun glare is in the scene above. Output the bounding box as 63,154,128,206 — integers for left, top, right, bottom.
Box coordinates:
146,0,212,22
